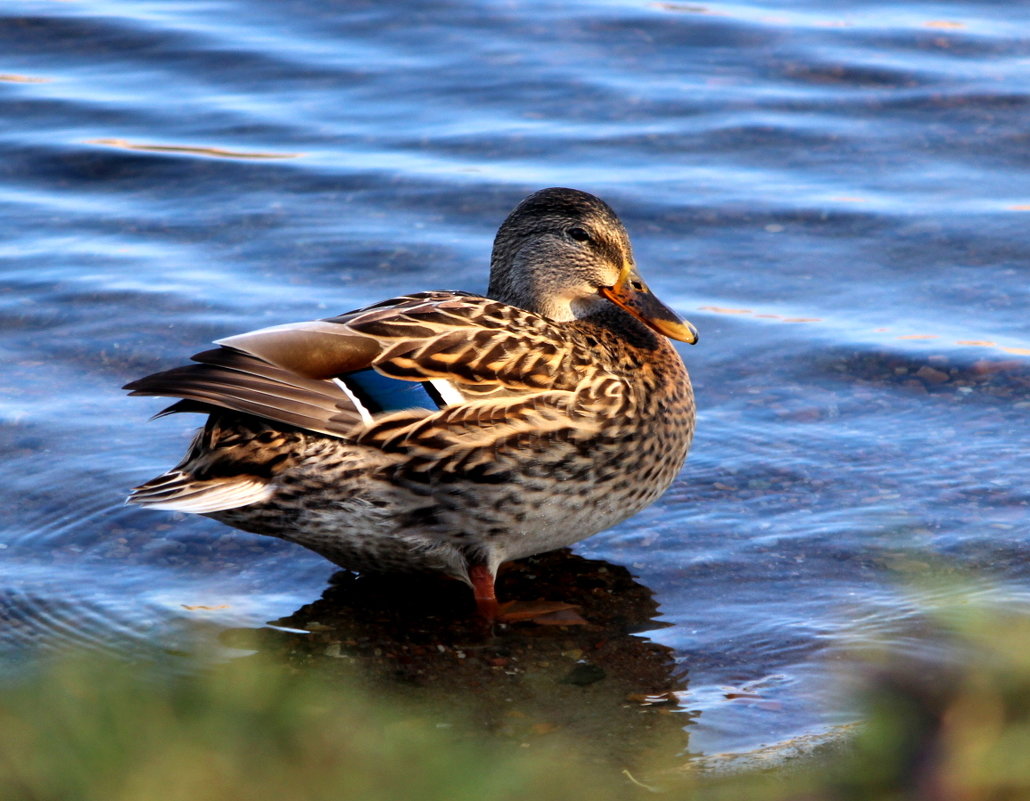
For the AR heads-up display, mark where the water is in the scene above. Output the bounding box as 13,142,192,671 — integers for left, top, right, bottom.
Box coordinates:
2,0,1028,765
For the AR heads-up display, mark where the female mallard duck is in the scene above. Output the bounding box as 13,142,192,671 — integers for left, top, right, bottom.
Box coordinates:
126,188,698,621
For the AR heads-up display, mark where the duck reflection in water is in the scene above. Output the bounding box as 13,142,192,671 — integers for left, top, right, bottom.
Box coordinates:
221,549,692,771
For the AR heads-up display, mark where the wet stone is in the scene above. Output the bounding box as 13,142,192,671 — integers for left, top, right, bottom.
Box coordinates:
915,365,950,384
561,662,607,687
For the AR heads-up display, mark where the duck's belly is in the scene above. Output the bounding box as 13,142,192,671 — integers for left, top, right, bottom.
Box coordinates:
211,472,667,581
208,419,691,580
210,495,471,579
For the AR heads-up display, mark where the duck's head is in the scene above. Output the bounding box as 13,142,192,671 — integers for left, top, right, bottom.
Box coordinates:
487,187,698,344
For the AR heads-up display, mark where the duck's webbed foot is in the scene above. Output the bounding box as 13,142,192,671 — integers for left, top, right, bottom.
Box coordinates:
469,563,589,626
495,600,589,626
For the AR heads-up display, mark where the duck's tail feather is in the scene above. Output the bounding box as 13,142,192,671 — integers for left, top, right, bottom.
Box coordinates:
127,469,274,514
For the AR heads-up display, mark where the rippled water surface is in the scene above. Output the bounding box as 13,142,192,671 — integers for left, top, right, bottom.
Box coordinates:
2,0,1028,764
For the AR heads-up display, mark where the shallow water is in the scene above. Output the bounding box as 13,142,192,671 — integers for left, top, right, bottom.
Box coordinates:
1,0,1028,763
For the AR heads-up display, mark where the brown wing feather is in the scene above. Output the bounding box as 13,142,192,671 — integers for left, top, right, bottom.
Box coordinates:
124,348,367,437
346,295,576,393
214,320,382,379
126,292,593,440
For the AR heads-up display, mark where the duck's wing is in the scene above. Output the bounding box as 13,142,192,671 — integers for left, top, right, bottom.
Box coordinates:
124,291,579,439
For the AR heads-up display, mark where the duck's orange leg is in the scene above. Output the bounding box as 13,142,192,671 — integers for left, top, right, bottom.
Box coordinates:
469,564,499,621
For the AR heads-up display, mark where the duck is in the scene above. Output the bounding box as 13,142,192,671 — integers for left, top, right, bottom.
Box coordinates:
125,187,698,622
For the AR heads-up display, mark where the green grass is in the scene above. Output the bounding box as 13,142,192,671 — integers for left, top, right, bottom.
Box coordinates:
3,604,1030,801
0,654,617,801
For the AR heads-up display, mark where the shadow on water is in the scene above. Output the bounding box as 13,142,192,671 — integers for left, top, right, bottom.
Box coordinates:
222,549,694,769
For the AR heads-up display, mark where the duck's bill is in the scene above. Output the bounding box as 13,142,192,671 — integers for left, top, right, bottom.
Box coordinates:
600,267,699,344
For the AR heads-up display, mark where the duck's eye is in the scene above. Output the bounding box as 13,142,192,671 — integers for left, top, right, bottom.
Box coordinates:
567,226,592,243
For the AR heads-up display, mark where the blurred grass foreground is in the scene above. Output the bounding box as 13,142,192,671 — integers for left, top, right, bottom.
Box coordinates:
2,604,1029,801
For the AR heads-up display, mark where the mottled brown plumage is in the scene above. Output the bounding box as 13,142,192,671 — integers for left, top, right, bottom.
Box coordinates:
125,188,698,619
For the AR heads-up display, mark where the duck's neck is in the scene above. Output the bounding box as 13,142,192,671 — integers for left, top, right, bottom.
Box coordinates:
576,303,664,351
